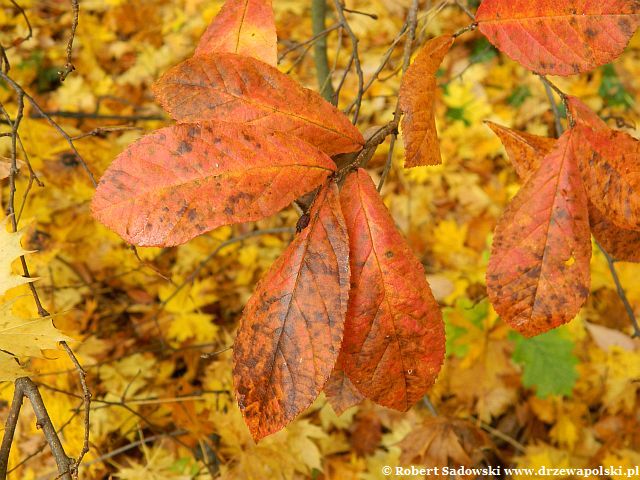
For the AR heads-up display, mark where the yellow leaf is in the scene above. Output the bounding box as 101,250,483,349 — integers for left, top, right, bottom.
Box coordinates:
0,218,36,297
0,300,70,359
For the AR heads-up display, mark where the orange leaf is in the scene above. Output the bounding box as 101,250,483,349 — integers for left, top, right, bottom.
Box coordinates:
590,206,640,262
476,0,640,76
485,121,555,181
152,52,365,157
399,35,453,167
92,123,335,247
487,129,591,336
324,354,364,415
233,181,350,440
572,125,640,230
488,121,640,262
339,169,444,410
195,0,277,66
566,96,609,131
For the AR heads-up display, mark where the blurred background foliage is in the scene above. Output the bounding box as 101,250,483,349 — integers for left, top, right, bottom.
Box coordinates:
0,0,640,478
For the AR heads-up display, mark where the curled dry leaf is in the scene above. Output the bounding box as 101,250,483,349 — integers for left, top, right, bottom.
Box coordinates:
488,121,640,262
152,52,364,157
339,169,444,411
324,353,364,415
399,35,453,167
233,181,350,441
476,0,640,76
92,123,335,246
195,0,277,66
487,129,591,336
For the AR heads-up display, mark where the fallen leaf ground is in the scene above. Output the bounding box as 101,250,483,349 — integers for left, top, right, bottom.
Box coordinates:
1,1,640,478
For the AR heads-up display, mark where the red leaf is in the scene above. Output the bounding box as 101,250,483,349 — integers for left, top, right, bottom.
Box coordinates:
152,52,365,157
399,35,454,167
92,123,335,247
572,125,640,230
487,129,591,336
488,121,640,262
195,0,277,66
233,181,350,440
339,169,444,410
476,0,640,76
324,353,364,415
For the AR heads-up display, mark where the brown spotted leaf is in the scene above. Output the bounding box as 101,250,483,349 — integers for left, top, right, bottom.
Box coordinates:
324,353,364,415
92,123,335,247
485,121,555,181
399,35,453,167
339,169,445,411
488,121,640,262
152,52,364,157
195,0,277,65
476,0,640,76
572,125,640,230
487,129,592,336
233,181,350,440
566,96,609,131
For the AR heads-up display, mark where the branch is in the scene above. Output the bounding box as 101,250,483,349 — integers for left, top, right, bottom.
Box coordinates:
311,0,335,101
0,378,73,480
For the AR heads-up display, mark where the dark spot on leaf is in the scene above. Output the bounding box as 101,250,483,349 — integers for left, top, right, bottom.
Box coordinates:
618,18,633,36
385,250,394,258
177,140,192,154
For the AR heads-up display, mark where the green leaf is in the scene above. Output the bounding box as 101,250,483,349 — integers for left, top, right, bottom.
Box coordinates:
507,85,531,107
510,329,578,398
599,64,633,108
444,298,487,357
469,38,498,64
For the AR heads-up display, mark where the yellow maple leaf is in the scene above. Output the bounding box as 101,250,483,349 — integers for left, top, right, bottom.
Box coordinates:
0,300,70,359
0,218,36,297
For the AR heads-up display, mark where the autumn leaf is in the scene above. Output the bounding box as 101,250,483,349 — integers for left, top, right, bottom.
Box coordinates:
400,417,491,468
233,180,350,440
195,0,277,66
566,96,609,131
0,218,36,296
476,0,640,76
324,354,364,416
0,300,70,358
485,121,555,181
152,52,365,157
487,129,591,337
510,329,578,397
339,169,445,411
571,125,640,231
92,122,336,247
399,35,453,167
488,121,640,262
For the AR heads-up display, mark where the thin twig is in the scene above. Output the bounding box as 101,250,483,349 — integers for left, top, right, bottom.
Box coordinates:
597,241,640,337
377,0,420,191
59,0,79,81
59,341,91,476
311,0,336,101
333,0,364,123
